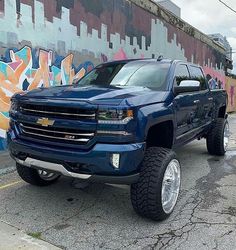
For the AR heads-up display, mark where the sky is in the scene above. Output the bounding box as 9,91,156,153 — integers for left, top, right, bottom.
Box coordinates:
171,0,236,73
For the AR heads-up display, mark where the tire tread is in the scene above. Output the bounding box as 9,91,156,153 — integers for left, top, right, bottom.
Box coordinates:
207,118,226,156
131,147,179,221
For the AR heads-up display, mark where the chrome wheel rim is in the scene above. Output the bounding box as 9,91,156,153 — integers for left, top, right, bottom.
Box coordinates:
224,121,230,151
37,170,59,181
161,159,181,214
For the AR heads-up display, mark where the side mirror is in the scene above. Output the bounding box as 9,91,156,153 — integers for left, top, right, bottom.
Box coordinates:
174,80,200,95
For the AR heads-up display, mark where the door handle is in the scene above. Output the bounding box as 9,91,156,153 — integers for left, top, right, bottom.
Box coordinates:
193,100,200,104
208,97,213,101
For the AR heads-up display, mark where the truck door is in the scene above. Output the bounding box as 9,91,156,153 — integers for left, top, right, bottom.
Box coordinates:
173,64,200,142
188,65,213,127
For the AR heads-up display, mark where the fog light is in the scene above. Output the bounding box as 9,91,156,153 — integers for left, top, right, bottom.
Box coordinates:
111,154,120,169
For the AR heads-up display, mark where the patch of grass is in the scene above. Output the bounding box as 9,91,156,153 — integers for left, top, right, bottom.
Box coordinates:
27,232,42,239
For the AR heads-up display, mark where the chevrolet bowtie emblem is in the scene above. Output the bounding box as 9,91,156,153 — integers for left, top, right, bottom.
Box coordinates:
37,118,55,127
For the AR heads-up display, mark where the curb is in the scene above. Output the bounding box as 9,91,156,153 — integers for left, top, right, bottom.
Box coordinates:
0,221,61,250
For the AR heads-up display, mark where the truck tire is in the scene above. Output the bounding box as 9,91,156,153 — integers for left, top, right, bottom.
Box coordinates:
16,163,60,186
206,118,229,156
131,147,181,221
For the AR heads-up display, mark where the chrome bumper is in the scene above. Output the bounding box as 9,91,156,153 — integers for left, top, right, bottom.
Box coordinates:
13,157,140,184
14,157,91,179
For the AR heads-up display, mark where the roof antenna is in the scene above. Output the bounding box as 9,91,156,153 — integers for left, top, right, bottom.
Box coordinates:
157,55,164,61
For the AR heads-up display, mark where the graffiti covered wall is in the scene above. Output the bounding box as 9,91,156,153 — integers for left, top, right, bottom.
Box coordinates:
225,77,236,113
0,0,227,149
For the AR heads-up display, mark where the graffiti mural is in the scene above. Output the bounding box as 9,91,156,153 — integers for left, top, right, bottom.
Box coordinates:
0,46,94,140
0,0,227,149
230,86,235,108
225,77,236,113
203,66,225,90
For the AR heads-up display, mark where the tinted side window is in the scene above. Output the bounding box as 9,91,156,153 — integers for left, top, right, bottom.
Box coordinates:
174,64,190,86
189,66,207,90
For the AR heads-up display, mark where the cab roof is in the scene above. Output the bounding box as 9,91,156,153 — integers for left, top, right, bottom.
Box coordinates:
96,58,174,68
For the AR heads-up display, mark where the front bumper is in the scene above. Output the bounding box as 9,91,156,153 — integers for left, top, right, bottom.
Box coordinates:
8,130,145,184
12,157,140,184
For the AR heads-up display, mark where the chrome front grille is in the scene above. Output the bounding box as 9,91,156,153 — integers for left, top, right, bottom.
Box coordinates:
19,122,94,144
20,104,96,120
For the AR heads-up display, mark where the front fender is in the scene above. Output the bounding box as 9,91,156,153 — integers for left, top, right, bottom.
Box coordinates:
136,102,175,141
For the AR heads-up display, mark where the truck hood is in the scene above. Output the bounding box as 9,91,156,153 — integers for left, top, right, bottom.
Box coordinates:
20,85,169,106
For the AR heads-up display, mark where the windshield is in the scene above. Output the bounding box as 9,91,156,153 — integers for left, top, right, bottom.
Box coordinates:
77,61,170,90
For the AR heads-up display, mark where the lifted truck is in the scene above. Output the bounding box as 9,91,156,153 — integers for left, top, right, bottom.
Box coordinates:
8,59,228,221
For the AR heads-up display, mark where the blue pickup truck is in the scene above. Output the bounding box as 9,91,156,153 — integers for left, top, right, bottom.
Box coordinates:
8,58,228,221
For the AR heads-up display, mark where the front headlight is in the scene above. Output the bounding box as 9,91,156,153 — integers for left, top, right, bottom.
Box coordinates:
9,100,18,114
98,109,134,124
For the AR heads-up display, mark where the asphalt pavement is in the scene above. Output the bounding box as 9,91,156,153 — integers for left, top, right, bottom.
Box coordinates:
0,114,236,250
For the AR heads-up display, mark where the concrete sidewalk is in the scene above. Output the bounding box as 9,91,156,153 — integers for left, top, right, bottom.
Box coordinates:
0,150,15,175
0,221,61,250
